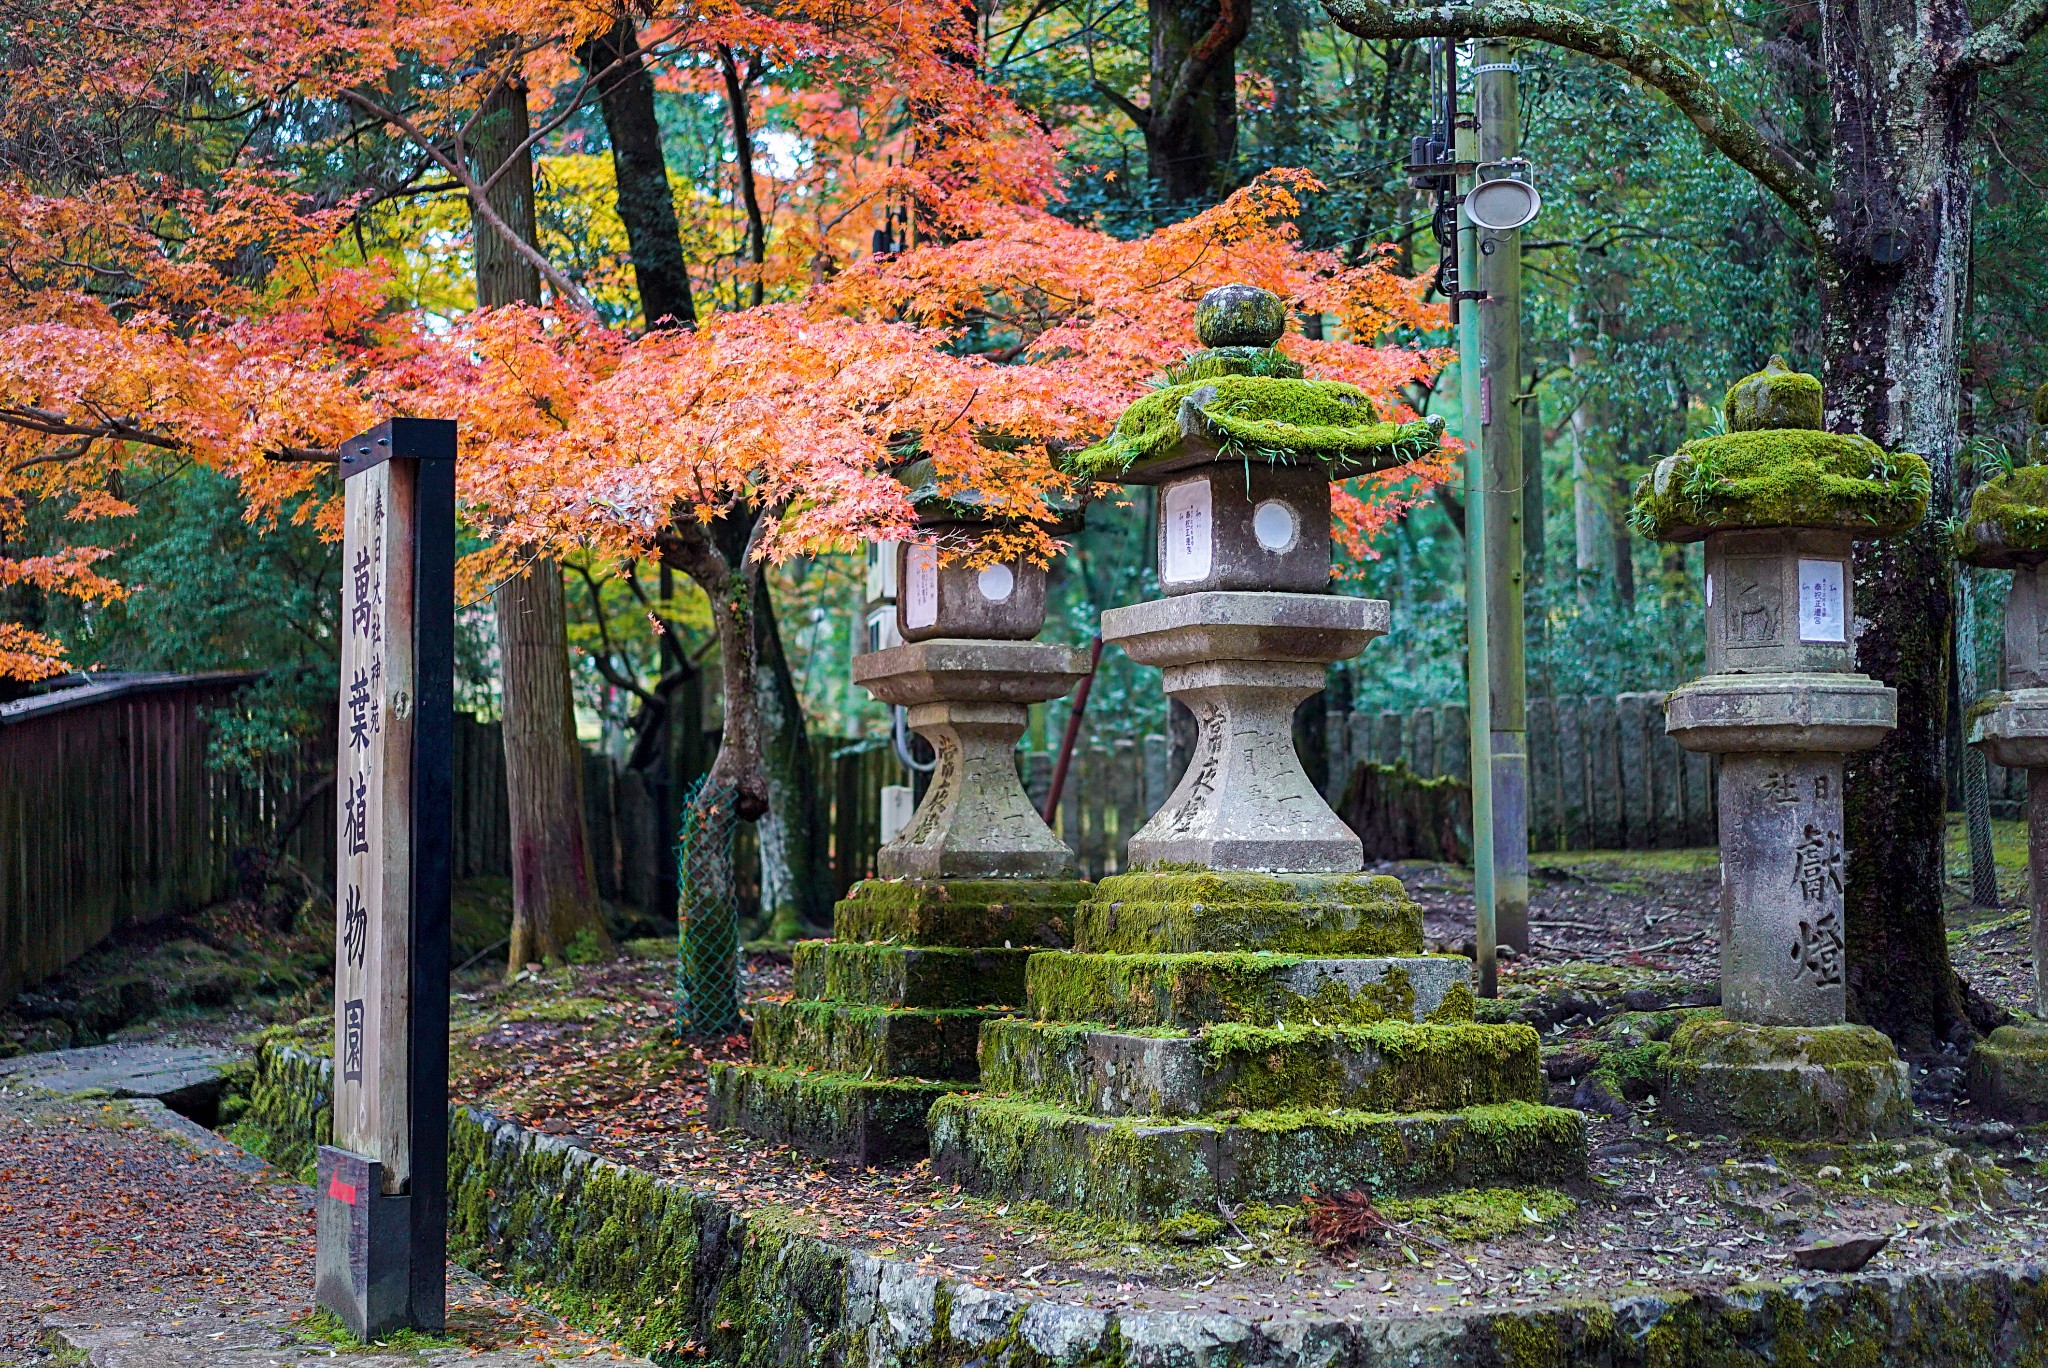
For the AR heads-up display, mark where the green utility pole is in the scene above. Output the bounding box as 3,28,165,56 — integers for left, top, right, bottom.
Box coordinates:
1474,42,1529,956
1455,73,1498,999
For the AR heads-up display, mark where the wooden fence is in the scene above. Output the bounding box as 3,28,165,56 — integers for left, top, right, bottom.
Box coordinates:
0,674,260,1002
1326,692,1719,855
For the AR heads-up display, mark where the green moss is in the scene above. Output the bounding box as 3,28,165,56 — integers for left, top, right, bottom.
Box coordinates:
293,1308,460,1352
1630,428,1930,542
2035,380,2048,429
1661,1020,1914,1141
503,997,611,1023
1194,284,1288,347
1067,374,1444,482
1667,1017,1898,1067
1378,1185,1575,1243
750,999,992,1080
1968,1023,2048,1123
708,1061,967,1164
1076,869,1424,955
929,1093,1586,1220
1725,356,1825,433
1021,949,1468,1027
831,877,1090,948
1155,346,1305,386
1959,465,2048,556
791,941,1033,1009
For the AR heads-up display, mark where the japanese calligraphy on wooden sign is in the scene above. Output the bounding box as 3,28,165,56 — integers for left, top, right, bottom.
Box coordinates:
334,452,418,1187
313,417,456,1341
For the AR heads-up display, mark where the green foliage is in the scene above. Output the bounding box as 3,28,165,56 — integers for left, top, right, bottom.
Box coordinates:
1627,430,1930,541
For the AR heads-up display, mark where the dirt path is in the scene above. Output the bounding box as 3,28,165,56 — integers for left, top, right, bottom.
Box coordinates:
0,1091,647,1366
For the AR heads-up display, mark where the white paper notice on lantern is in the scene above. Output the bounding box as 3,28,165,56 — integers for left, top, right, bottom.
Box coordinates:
904,545,939,629
1797,558,1846,642
1162,478,1213,583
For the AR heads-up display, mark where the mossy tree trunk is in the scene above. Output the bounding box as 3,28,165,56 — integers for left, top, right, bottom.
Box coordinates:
471,76,611,972
1097,0,1252,203
577,12,698,331
1821,0,1977,1051
749,564,830,940
1323,0,2048,1053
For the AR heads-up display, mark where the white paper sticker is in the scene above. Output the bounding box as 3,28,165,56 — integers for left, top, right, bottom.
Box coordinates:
904,545,939,629
977,563,1015,602
1797,558,1845,642
1704,571,1713,607
1161,478,1213,583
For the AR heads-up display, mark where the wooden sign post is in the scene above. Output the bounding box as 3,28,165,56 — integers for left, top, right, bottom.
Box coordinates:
315,418,456,1339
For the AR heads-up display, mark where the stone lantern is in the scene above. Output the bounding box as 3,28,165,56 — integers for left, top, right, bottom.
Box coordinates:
1959,382,2048,1123
709,460,1092,1163
1633,357,1929,1139
926,285,1589,1223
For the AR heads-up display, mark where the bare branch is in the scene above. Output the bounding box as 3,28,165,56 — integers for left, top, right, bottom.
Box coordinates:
0,407,334,464
1094,81,1152,131
1320,0,1829,233
1956,0,2048,71
335,87,601,318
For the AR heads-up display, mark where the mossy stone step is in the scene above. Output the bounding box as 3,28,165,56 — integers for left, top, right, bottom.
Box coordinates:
1024,950,1473,1028
1074,870,1423,955
1967,1024,2048,1124
832,878,1091,949
1659,1018,1913,1140
928,1095,1586,1221
792,941,1034,1008
751,1000,991,1081
979,1019,1542,1116
707,1062,965,1165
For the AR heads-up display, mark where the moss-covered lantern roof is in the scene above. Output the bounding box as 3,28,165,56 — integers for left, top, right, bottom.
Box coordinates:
1628,357,1930,543
1956,385,2048,567
1066,284,1445,486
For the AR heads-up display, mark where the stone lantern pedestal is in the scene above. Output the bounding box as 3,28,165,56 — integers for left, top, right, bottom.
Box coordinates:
1633,358,1928,1140
925,287,1586,1224
708,474,1092,1164
1960,486,2048,1122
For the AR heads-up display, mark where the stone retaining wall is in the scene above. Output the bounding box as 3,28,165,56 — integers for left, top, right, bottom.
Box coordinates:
243,1041,2048,1368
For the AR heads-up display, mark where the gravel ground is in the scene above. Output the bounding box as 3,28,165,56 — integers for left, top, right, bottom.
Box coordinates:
0,1090,647,1366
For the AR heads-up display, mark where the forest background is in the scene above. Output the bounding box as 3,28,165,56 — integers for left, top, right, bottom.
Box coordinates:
2,0,2045,1006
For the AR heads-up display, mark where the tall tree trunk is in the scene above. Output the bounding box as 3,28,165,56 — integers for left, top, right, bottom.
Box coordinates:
471,76,611,970
749,563,830,938
1148,0,1248,200
1824,0,1977,1052
718,46,768,307
578,14,698,330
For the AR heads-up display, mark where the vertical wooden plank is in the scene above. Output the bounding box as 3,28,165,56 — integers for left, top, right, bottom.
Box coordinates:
1375,711,1403,765
1651,694,1685,848
1527,697,1558,853
1440,705,1469,784
1141,735,1170,817
1586,695,1623,849
1112,737,1143,873
1080,747,1110,880
1411,708,1438,779
1616,693,1651,848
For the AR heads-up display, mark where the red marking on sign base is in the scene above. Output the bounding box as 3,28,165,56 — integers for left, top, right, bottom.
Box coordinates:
328,1175,359,1206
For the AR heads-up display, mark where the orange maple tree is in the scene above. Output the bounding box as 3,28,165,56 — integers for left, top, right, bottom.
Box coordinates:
0,1,1451,688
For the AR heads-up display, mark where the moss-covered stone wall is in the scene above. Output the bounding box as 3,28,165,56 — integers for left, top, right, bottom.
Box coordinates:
238,1040,2048,1368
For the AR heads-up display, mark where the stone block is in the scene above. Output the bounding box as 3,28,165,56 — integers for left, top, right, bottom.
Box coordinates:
1966,1024,2048,1123
831,878,1090,949
977,1019,1543,1116
1101,591,1388,671
1971,690,2048,770
707,1063,963,1166
895,543,1046,642
1659,1018,1913,1140
928,1096,1587,1221
1701,528,1857,676
1713,752,1850,1025
1072,870,1423,956
1664,672,1897,756
750,1000,992,1081
791,941,1034,1008
2006,564,2048,688
1022,950,1473,1028
1154,463,1333,596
